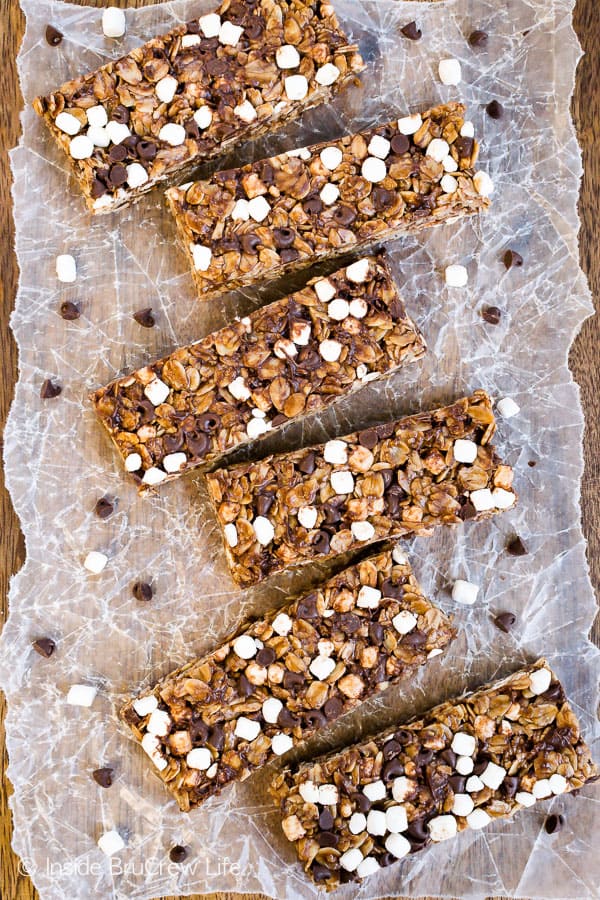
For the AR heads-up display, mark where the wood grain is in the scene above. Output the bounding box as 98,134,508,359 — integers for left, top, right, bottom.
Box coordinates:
0,1,598,898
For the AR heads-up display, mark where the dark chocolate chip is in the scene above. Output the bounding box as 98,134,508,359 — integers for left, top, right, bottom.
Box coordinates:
108,143,128,164
486,100,504,119
507,536,528,556
380,852,396,867
163,432,184,454
32,637,55,658
133,307,155,328
256,493,274,517
132,582,153,602
169,845,188,863
319,809,334,830
528,459,537,467
94,497,114,519
137,140,157,161
312,530,330,555
503,249,524,269
350,792,371,813
407,817,429,843
297,594,318,619
383,758,404,780
238,673,253,697
283,670,305,692
280,248,299,264
185,431,210,457
372,187,396,211
455,136,475,159
401,21,422,40
277,707,300,728
459,498,477,521
415,749,434,766
241,232,261,253
381,577,402,600
273,227,296,249
494,611,517,633
391,134,411,157
545,814,565,834
439,749,458,768
323,696,344,720
401,629,428,648
448,775,466,794
108,164,128,187
256,647,275,667
318,831,339,848
185,120,200,140
91,178,107,199
40,378,61,399
473,758,489,776
60,301,80,321
197,412,221,433
122,135,140,155
482,305,502,325
383,739,402,760
136,400,155,425
339,613,361,634
304,709,328,728
303,196,323,216
358,428,379,449
311,863,331,882
394,728,412,743
297,451,316,474
323,502,343,525
502,776,519,797
244,18,264,40
385,485,405,517
112,105,130,124
190,717,209,743
45,25,63,46
296,349,321,372
541,683,564,703
469,30,489,47
333,205,357,226
368,622,384,644
92,767,114,788
208,725,224,750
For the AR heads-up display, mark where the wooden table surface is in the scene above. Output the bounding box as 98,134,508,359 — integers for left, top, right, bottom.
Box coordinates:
1,1,598,898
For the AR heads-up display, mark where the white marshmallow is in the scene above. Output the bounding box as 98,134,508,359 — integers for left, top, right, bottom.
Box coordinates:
385,833,411,859
445,264,469,287
474,171,494,196
366,809,387,836
272,733,294,755
102,7,126,38
466,775,485,793
363,779,386,802
67,684,97,706
493,488,515,509
147,709,171,737
133,694,158,717
228,376,251,401
181,34,201,48
386,805,408,833
224,523,238,548
219,21,244,46
349,298,368,319
439,58,462,85
298,506,318,529
88,126,110,148
141,733,167,770
339,848,363,872
56,112,82,135
56,254,77,283
232,634,257,660
452,579,479,606
309,655,336,680
456,755,475,775
452,793,475,817
191,244,212,271
461,121,475,138
248,195,271,222
199,13,221,38
470,488,495,511
368,135,391,159
428,815,458,841
317,639,334,658
320,146,343,170
316,63,340,86
351,520,375,542
247,417,270,439
272,612,293,636
186,747,212,770
290,321,311,345
392,609,418,634
454,439,478,464
156,75,178,104
451,732,476,757
441,174,458,194
361,156,387,183
299,780,320,804
496,397,520,418
397,114,422,135
480,762,506,790
349,812,367,834
235,716,261,741
529,667,552,695
427,138,450,163
515,791,536,807
234,100,257,123
319,339,343,362
144,378,170,406
331,470,354,495
324,439,348,465
142,467,167,486
346,258,370,283
126,163,149,188
320,183,340,206
98,830,125,856
159,123,186,146
84,551,108,575
106,120,131,144
392,545,409,565
274,338,297,359
328,298,350,321
532,778,553,799
254,516,275,545
443,154,459,172
262,697,283,724
285,74,309,100
467,808,492,829
358,856,380,878
69,135,94,160
392,776,413,802
230,199,250,222
428,648,443,658
163,452,186,474
124,453,142,472
287,146,312,160
276,44,300,69
314,279,336,302
549,773,568,795
194,106,213,130
318,784,339,805
357,585,381,609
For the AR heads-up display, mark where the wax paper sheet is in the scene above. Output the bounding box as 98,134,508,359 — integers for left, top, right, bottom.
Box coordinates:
2,0,599,898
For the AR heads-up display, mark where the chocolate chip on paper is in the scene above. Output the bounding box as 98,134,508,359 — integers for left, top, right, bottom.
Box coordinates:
494,612,517,633
32,638,56,658
169,845,188,863
503,249,524,269
92,767,114,788
486,100,504,119
45,25,63,46
40,378,62,399
94,497,114,519
482,305,502,324
132,582,153,602
469,29,489,47
132,308,155,328
60,301,80,321
401,22,422,41
507,536,528,556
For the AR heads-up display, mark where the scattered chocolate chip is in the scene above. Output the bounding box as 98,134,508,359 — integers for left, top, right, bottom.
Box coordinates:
382,758,404,780
133,307,155,328
280,248,299,264
469,29,489,47
318,831,339,848
197,412,221,432
358,428,379,449
256,494,274,517
486,100,504,119
256,647,275,667
455,135,474,159
368,622,384,643
494,611,517,634
238,673,253,697
190,716,209,743
185,119,200,140
108,143,128,163
273,227,296,249
323,696,343,719
448,775,466,794
94,497,114,519
208,725,224,750
482,305,502,325
303,196,323,216
383,739,402,760
503,249,524,269
305,709,327,728
401,21,422,40
108,164,128,187
298,451,316,474
319,809,334,830
92,767,114,788
439,749,458,768
333,205,356,226
350,792,371,813
91,178,107,199
40,378,62,399
241,232,261,254
132,581,153,602
502,776,519,797
60,301,80,321
137,140,157,160
407,817,429,843
32,637,55,658
282,670,304,692
311,863,331,882
545,814,565,834
372,187,396,210
112,105,130,124
312,530,330,554
45,25,63,46
185,431,210,457
459,498,477,521
507,535,528,556
390,134,410,155
528,459,537,467
278,707,300,728
169,845,188,863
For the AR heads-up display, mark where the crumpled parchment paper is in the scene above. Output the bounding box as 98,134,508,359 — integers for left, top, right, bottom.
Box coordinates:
2,1,599,898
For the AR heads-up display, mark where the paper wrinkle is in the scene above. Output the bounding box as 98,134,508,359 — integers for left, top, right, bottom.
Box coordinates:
2,0,599,898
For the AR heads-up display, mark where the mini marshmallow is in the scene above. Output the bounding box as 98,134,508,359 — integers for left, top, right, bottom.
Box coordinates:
247,417,270,440
451,732,477,757
234,100,257,123
106,120,131,144
84,551,108,575
474,171,494,196
146,709,171,737
181,33,201,47
194,106,213,129
159,123,186,146
199,13,221,38
290,321,311,345
187,747,212,770
328,298,350,321
276,44,300,69
133,694,158,717
231,199,251,222
351,521,375,542
467,809,492,830
262,697,283,724
461,121,475,138
361,156,387,183
368,135,391,159
339,848,363,872
228,376,251,401
392,776,414,802
363,779,386,802
320,146,343,170
156,75,178,104
233,634,258,659
392,609,418,634
346,258,370,283
191,244,212,271
349,812,367,834
272,612,293,636
452,579,479,606
392,545,409,565
318,783,339,804
445,264,469,287
454,439,478,464
88,127,110,148
69,135,94,160
126,163,149,189
98,830,125,856
493,488,515,509
309,655,336,680
397,114,422,135
428,648,443,658
331,470,354,495
320,183,340,206
515,791,536,807
385,833,411,859
314,279,336,302
224,523,238,548
532,778,553,799
56,254,77,283
549,773,568,795
529,667,552,695
287,146,312,160
320,339,343,362
144,378,170,406
480,762,506,790
141,733,167,770
248,195,271,222
299,780,320,804
349,298,368,319
285,74,309,100
274,338,297,359
386,805,408,833
456,756,475,775
443,154,459,172
102,7,126,38
439,58,462,85
298,506,318,529
324,439,348,465
428,815,458,842
357,585,382,609
219,21,243,46
142,467,167,486
496,396,520,418
56,112,82,135
366,809,387,836
163,452,186,474
441,174,458,194
124,453,142,472
470,488,495,511
466,775,485,793
356,364,369,379
272,733,294,755
452,793,475,817
316,63,340,86
427,138,450,163
234,716,261,742
67,684,97,706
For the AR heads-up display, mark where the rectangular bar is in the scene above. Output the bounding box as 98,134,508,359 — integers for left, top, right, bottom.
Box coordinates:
90,255,425,490
205,390,516,587
166,101,491,301
271,660,599,890
33,1,364,214
121,549,455,811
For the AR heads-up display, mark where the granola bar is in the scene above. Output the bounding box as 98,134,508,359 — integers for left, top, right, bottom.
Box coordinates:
121,549,455,811
90,255,425,490
166,101,491,301
271,660,599,889
33,1,364,214
205,390,516,587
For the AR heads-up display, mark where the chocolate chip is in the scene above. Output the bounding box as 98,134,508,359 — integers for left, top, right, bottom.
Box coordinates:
255,494,274,518
339,613,361,634
92,767,114,788
297,594,318,619
185,119,200,140
503,249,523,269
448,775,466,794
458,498,477,521
185,431,210,457
278,707,300,728
486,100,504,120
383,739,402,760
303,196,323,216
169,845,188,863
273,227,296,249
256,647,275,667
133,307,155,328
350,792,371,813
108,164,128,187
208,725,224,750
296,349,321,372
112,105,130,124
305,709,328,729
368,622,384,644
319,809,334,830
45,25,63,46
108,143,128,163
283,670,304,692
91,178,107,199
197,412,221,432
322,502,343,525
241,232,261,253
383,758,404,780
280,248,299,264
494,611,517,633
122,135,140,155
318,831,339,848
190,717,209,743
545,814,565,834
32,637,55,658
402,629,428,648
358,428,379,449
297,451,316,474
136,400,155,425
94,497,114,519
311,863,331,882
439,749,458,768
40,379,61,399
482,305,502,325
415,749,434,767
507,536,528,556
407,817,429,843
323,696,343,720
502,776,519,797
391,134,410,156
244,18,264,40
528,459,537,467
312,530,330,555
60,301,80,321
132,582,153,602
333,205,357,226
401,21,422,40
469,30,489,47
137,140,158,161
455,136,475,159
380,852,396,867
238,673,253,697
385,485,405,517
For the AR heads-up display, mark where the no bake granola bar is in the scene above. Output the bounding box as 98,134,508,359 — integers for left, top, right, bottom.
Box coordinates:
271,660,599,889
33,1,364,214
205,390,516,587
121,549,455,811
166,101,491,301
90,255,425,490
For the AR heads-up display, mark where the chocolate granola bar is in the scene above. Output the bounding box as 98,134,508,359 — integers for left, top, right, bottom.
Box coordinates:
205,390,516,587
166,101,491,301
90,255,425,490
121,549,455,811
271,660,599,890
33,1,364,214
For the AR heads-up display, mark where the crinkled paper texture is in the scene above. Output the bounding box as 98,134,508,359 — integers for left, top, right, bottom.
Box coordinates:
2,0,599,898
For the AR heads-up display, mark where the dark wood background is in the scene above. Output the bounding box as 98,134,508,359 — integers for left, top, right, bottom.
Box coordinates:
1,0,598,898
